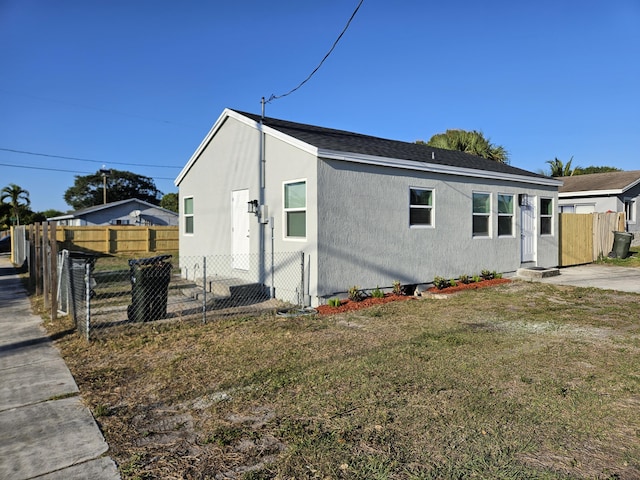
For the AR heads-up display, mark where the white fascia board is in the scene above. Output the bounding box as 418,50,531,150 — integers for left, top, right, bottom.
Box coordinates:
558,189,623,198
175,109,317,186
318,149,563,187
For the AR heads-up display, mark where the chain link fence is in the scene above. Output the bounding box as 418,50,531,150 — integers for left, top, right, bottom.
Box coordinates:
58,251,306,340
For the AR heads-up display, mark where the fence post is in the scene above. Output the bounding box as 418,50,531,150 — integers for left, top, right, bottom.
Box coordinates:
300,252,305,307
50,222,58,320
85,262,91,341
42,222,49,309
202,256,207,324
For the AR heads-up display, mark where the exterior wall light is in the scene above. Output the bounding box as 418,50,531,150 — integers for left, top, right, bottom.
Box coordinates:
247,199,259,214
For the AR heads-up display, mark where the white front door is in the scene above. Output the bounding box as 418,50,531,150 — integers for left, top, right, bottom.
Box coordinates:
521,195,536,263
231,189,250,270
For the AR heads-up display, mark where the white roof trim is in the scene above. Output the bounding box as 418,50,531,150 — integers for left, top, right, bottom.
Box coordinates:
559,189,624,197
318,149,563,187
175,109,317,186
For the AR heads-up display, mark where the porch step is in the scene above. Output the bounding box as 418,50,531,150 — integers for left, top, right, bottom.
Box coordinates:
185,277,267,303
516,267,560,279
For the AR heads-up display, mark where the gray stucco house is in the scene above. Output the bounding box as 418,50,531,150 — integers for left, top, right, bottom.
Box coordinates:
558,170,640,241
175,109,561,306
48,198,178,227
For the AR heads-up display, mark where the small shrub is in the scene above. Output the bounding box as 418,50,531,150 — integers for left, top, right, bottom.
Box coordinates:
371,286,385,298
494,271,503,279
449,279,457,287
480,269,494,281
392,280,402,295
433,276,450,290
348,286,365,302
472,275,482,283
459,274,471,284
328,298,341,307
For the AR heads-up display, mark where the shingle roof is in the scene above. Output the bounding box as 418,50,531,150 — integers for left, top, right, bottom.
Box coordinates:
558,170,640,193
235,110,550,181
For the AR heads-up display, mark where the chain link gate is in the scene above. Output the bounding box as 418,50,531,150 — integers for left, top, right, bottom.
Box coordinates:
61,251,306,340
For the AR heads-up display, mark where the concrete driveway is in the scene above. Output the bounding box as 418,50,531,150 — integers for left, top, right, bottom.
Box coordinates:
522,264,640,293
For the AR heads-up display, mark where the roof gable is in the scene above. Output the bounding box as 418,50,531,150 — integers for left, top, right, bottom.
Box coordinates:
558,170,640,195
176,109,560,187
48,198,176,220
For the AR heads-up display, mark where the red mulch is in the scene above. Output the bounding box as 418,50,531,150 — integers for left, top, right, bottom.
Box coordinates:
426,278,511,294
316,279,511,315
315,294,414,315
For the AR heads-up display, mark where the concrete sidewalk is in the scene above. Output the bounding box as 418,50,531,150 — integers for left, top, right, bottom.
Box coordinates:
518,264,640,294
0,255,120,480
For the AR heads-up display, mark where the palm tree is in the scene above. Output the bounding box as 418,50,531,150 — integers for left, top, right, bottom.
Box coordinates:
546,156,575,177
1,184,30,226
422,129,510,164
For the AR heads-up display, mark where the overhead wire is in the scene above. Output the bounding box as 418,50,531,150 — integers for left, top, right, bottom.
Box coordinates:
0,162,176,180
0,147,182,169
266,0,365,104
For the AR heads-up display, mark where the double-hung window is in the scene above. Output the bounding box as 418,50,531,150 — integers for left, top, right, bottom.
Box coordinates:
184,196,194,234
284,180,306,239
409,188,433,227
497,194,514,236
540,198,553,235
472,192,491,237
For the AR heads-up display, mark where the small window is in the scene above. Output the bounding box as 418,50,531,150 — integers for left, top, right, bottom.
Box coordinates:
498,194,514,236
540,198,553,235
410,188,433,227
624,199,636,224
284,180,306,238
473,192,491,237
184,197,194,234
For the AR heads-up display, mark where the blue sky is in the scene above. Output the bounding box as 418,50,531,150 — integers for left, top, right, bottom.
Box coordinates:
1,0,639,213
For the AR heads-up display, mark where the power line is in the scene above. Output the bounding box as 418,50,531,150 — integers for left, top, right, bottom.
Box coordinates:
0,162,176,180
266,0,365,105
0,147,182,169
0,88,198,128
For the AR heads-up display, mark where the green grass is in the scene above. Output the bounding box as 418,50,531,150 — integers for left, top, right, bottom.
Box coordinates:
47,281,640,479
596,245,640,267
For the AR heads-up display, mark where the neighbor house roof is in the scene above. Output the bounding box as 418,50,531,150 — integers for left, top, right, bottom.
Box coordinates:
48,198,176,221
558,170,640,197
176,109,561,187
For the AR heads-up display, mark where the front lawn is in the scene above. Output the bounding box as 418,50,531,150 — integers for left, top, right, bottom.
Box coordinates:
46,281,640,479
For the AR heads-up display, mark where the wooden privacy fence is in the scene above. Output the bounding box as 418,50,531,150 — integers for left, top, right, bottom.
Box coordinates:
56,225,179,254
559,212,625,266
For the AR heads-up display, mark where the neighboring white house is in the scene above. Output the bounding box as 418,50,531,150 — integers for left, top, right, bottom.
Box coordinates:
47,198,178,227
175,109,562,306
558,170,640,240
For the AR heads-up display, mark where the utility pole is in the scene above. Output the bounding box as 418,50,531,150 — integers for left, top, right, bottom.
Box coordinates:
100,167,109,204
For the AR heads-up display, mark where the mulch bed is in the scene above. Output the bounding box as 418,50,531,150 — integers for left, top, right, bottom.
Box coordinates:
426,278,511,294
315,294,414,315
316,279,511,315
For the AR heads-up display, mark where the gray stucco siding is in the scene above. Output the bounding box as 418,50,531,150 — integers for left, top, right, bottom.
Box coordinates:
316,158,558,299
178,116,262,259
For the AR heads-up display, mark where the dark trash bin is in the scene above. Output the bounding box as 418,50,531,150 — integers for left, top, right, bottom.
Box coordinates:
609,231,633,259
68,251,98,298
127,254,172,322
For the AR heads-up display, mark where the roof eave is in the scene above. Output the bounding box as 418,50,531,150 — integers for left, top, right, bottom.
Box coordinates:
175,109,318,187
318,149,563,187
559,189,624,197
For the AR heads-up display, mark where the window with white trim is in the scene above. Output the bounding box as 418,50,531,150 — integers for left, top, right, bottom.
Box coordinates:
540,197,553,235
409,188,433,227
624,198,636,224
472,192,491,237
497,194,514,236
184,196,194,234
284,180,306,238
